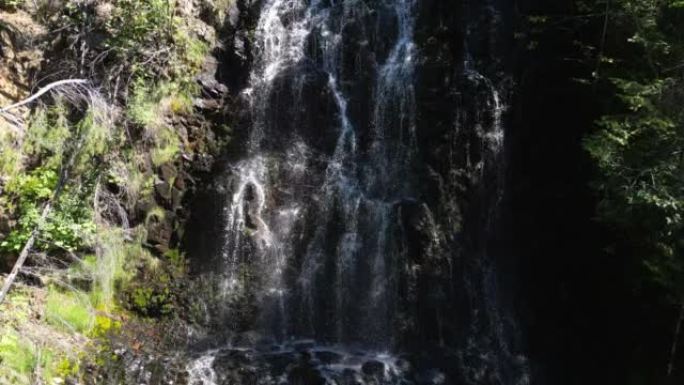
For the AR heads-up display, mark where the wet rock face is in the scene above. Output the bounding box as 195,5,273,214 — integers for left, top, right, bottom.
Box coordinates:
184,342,438,385
182,0,529,384
263,63,339,155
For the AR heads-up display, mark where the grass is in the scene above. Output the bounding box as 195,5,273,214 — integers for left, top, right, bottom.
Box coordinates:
23,103,71,168
76,107,117,167
0,125,21,180
0,226,136,383
45,287,95,334
150,126,181,166
0,289,37,384
127,81,186,166
106,155,154,209
128,82,162,129
92,225,149,309
0,287,82,385
0,330,75,385
0,331,37,380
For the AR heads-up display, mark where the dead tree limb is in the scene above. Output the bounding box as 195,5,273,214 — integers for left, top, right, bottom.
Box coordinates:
0,79,87,113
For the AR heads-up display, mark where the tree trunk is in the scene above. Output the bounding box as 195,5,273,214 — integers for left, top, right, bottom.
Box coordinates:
667,302,684,377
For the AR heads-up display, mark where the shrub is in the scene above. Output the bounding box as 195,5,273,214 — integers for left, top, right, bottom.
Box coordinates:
0,166,96,253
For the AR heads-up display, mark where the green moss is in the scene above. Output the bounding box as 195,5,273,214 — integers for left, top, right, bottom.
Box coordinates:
56,356,80,379
125,283,174,317
120,245,184,317
163,248,185,271
91,315,121,338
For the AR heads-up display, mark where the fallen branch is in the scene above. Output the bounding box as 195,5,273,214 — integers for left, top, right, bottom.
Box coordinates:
0,78,87,113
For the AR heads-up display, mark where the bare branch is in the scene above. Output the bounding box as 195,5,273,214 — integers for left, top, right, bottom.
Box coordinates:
0,79,88,113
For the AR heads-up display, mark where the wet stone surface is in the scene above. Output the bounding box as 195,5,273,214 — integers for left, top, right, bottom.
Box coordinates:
183,341,446,385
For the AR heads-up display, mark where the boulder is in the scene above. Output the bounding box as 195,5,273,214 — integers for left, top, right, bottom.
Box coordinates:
361,360,385,377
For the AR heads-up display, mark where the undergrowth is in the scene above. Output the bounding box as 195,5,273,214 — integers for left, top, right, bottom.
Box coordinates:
0,0,218,382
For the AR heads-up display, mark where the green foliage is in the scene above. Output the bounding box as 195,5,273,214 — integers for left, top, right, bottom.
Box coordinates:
127,284,173,316
0,165,96,253
91,314,121,338
163,248,185,270
0,321,71,385
23,105,71,166
77,109,116,162
55,357,80,380
583,0,684,300
106,0,210,83
0,0,217,382
0,103,107,255
172,27,210,75
106,0,175,80
128,80,163,129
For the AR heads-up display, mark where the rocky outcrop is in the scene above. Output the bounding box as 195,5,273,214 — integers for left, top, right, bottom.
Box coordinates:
0,8,45,112
177,1,529,384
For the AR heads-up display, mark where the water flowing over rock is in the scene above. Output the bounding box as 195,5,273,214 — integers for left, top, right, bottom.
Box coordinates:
184,0,530,384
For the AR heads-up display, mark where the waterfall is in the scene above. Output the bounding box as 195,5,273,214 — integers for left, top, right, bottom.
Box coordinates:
186,0,530,384
215,0,421,348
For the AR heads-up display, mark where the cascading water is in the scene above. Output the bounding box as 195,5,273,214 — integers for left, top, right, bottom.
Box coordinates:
186,0,530,384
